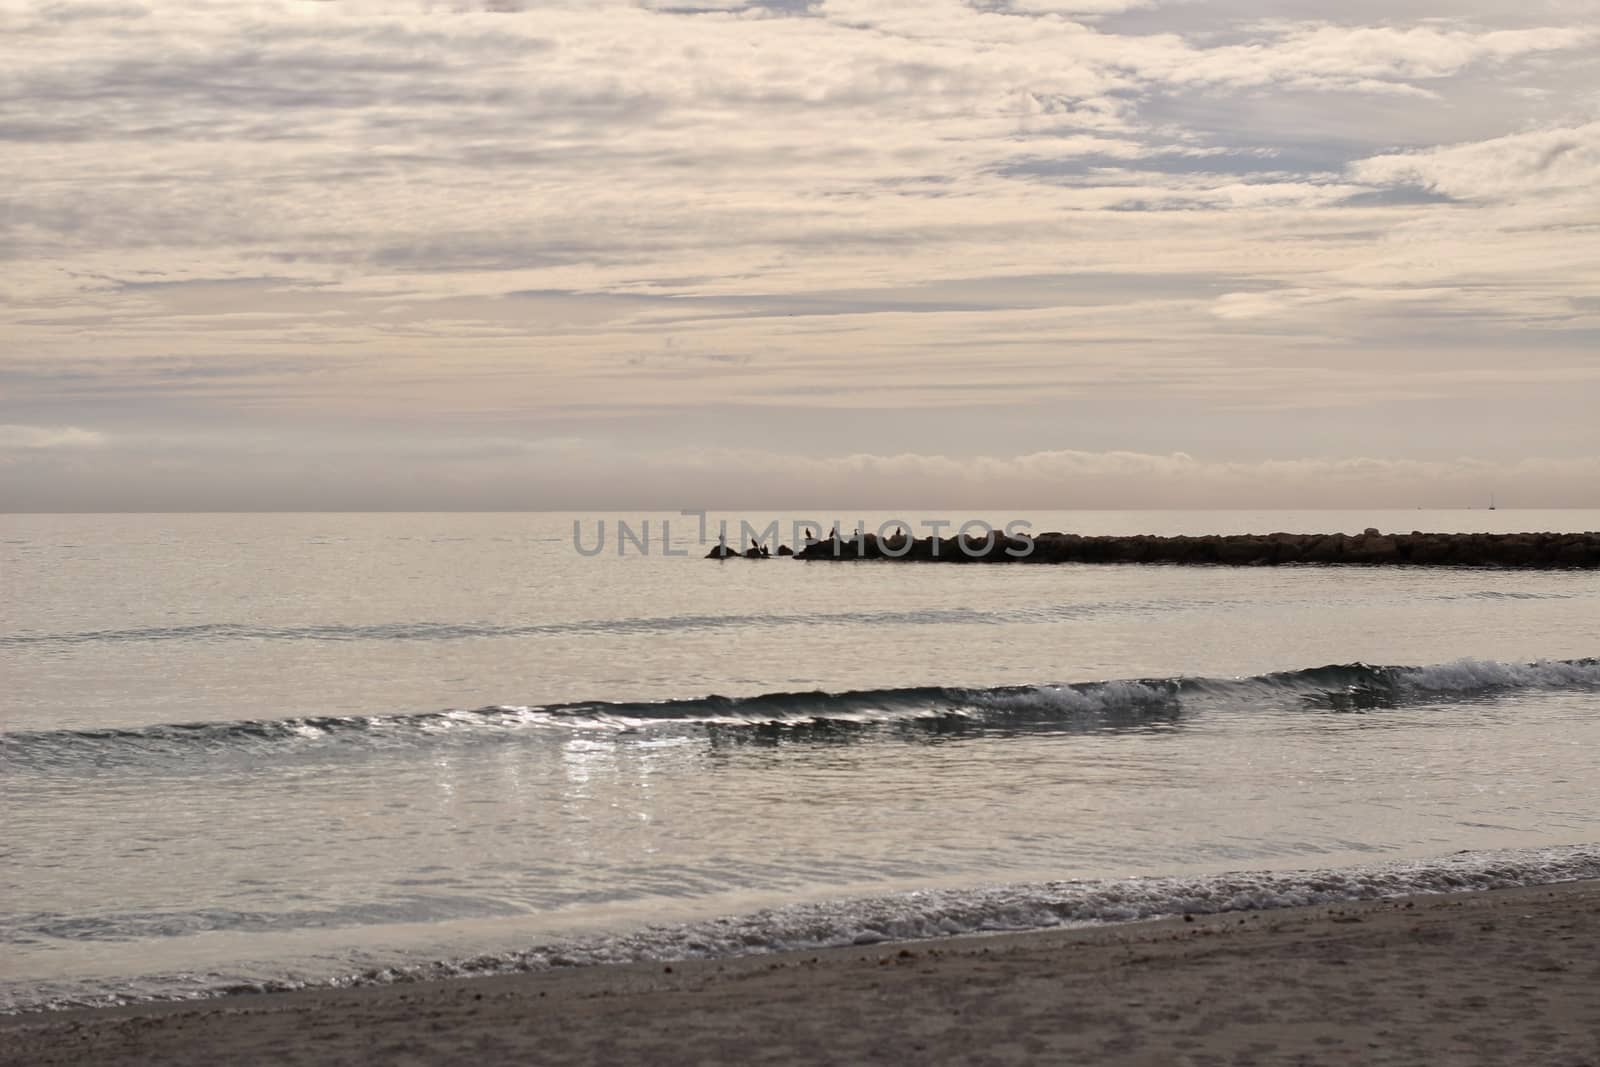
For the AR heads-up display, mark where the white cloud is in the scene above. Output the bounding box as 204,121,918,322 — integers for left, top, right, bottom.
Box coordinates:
1002,0,1153,15
4,431,1596,509
1352,120,1600,199
1,0,1598,508
0,425,108,450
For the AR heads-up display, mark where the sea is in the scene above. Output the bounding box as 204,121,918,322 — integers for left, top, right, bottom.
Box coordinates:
4,509,1600,1012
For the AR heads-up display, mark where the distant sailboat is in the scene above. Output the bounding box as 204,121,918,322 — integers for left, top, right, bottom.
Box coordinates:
1489,492,1496,511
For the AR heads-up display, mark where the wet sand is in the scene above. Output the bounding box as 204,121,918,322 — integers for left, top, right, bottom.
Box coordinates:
5,880,1600,1066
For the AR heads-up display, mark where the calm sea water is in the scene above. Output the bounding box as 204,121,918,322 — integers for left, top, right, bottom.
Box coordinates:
4,510,1600,1009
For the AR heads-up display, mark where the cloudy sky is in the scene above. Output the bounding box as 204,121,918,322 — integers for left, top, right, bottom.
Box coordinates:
3,0,1597,510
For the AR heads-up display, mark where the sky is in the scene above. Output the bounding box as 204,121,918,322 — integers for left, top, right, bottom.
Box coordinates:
2,0,1597,510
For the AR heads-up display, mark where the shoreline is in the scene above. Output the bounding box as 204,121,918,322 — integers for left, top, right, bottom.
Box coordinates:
7,880,1599,1065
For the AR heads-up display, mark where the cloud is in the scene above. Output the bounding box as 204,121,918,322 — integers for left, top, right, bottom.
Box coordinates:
635,446,1600,507
30,1,148,21
1,423,1597,510
1352,121,1600,200
1179,24,1595,91
0,424,107,450
1001,0,1153,15
1,0,1597,509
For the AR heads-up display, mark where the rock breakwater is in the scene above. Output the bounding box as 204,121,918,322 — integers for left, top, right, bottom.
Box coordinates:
778,529,1600,568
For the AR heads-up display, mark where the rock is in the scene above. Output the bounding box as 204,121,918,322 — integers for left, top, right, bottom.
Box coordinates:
1345,536,1399,564
752,529,1600,568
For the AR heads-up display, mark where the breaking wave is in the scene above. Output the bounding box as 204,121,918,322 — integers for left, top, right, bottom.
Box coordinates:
5,657,1597,769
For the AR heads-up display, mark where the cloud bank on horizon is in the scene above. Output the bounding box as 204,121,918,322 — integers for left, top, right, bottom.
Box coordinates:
2,0,1596,509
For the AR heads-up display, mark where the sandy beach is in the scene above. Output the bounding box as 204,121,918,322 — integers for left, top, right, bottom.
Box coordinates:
5,880,1598,1066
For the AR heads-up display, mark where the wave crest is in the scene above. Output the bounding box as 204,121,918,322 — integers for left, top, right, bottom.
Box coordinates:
4,657,1596,769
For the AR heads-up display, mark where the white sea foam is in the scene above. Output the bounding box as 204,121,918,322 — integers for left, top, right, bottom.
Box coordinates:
13,842,1577,1012
397,843,1600,980
1398,657,1600,694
